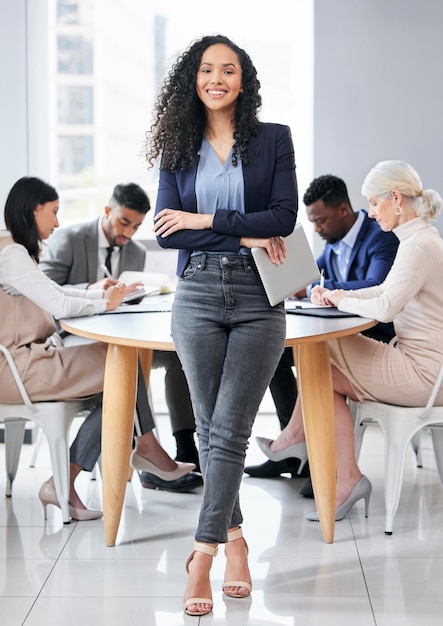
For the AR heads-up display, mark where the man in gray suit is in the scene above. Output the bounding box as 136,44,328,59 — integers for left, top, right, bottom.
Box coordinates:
41,183,201,491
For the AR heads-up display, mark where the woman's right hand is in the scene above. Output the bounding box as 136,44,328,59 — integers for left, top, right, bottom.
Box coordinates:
104,283,130,311
311,285,327,305
240,236,286,265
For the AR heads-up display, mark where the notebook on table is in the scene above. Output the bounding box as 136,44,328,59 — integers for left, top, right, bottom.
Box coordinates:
251,223,320,306
285,299,359,318
286,307,359,318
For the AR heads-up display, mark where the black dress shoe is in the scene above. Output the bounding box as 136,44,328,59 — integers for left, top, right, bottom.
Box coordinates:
244,458,302,478
299,477,314,498
139,470,203,493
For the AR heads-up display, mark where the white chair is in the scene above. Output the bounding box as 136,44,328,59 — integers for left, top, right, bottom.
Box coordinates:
353,363,443,534
0,344,94,523
352,402,423,468
352,335,423,468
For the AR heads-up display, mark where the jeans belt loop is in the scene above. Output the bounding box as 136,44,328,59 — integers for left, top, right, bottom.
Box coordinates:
199,253,207,270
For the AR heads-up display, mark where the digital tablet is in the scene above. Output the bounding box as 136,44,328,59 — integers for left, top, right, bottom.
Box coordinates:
251,223,320,306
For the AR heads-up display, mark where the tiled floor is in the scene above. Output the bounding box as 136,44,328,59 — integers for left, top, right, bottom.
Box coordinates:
1,386,443,625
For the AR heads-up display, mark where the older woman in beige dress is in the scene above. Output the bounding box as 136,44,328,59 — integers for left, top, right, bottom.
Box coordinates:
259,160,443,520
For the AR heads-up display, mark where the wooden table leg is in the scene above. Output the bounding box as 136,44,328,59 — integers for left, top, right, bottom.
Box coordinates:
295,342,336,543
102,344,138,547
138,348,153,388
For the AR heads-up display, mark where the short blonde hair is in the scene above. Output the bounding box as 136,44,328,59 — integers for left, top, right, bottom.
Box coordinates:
361,160,442,221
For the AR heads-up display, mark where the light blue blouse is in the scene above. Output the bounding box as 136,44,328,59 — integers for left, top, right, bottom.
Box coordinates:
194,137,246,255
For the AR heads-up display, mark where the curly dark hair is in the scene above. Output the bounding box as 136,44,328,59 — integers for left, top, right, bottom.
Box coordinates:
4,176,58,263
303,174,352,209
145,34,262,172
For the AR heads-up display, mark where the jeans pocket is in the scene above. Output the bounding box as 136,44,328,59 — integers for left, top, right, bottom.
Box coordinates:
182,261,202,280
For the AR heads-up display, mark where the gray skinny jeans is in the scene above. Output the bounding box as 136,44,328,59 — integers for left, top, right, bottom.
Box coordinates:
171,254,286,544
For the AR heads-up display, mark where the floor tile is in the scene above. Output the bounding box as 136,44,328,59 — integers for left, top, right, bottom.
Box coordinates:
0,597,35,626
0,411,442,625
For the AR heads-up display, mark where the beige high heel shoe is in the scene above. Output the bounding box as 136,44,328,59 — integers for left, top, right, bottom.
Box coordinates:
222,527,252,598
38,481,103,521
183,542,218,617
130,450,195,480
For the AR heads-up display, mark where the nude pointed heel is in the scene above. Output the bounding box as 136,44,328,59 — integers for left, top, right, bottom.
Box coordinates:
184,542,218,617
38,481,103,522
222,527,252,598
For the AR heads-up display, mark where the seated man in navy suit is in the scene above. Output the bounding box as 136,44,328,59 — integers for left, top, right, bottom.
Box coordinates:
244,174,399,492
41,182,202,492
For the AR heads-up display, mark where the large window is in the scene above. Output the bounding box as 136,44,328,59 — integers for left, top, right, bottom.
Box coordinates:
57,34,93,74
46,0,313,236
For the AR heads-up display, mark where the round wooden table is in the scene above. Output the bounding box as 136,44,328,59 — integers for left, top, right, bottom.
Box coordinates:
61,311,375,546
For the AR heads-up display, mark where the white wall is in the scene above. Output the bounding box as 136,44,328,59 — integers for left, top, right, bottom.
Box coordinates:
312,0,443,252
2,0,443,240
0,0,27,220
0,0,51,225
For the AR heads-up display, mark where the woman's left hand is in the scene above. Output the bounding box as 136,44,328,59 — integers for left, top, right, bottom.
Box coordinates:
240,236,286,265
153,209,213,237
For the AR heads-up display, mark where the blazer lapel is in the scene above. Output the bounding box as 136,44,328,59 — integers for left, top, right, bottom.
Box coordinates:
85,220,101,283
348,213,369,270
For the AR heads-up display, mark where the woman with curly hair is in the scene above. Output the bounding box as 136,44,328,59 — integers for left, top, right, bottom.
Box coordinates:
146,34,298,616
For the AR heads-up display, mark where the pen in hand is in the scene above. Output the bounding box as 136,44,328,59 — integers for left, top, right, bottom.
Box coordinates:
320,269,325,289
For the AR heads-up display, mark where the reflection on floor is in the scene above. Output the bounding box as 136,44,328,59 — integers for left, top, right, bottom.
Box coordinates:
1,392,443,625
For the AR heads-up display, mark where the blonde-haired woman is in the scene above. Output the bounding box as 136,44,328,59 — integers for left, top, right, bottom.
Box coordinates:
259,160,443,521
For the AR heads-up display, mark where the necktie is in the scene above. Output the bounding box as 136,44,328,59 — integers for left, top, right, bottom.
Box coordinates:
104,246,114,277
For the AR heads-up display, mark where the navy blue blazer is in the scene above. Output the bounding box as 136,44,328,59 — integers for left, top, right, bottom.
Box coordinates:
154,123,298,276
315,211,399,343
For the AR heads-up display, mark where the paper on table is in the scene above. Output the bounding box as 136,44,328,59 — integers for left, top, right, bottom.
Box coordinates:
118,271,177,295
103,292,175,314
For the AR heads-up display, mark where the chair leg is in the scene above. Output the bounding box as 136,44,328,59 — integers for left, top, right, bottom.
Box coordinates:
91,456,102,481
430,426,443,489
29,425,43,468
410,431,422,468
380,419,415,535
4,419,26,497
354,422,368,462
351,400,367,462
38,414,74,524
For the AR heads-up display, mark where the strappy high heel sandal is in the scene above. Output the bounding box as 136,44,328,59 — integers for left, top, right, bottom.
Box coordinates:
222,527,252,598
183,542,218,617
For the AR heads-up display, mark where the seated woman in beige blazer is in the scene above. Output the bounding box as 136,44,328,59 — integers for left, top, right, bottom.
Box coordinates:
0,176,196,521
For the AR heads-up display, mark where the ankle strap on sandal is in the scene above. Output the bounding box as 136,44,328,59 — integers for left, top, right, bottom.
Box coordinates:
227,527,243,542
194,541,218,557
